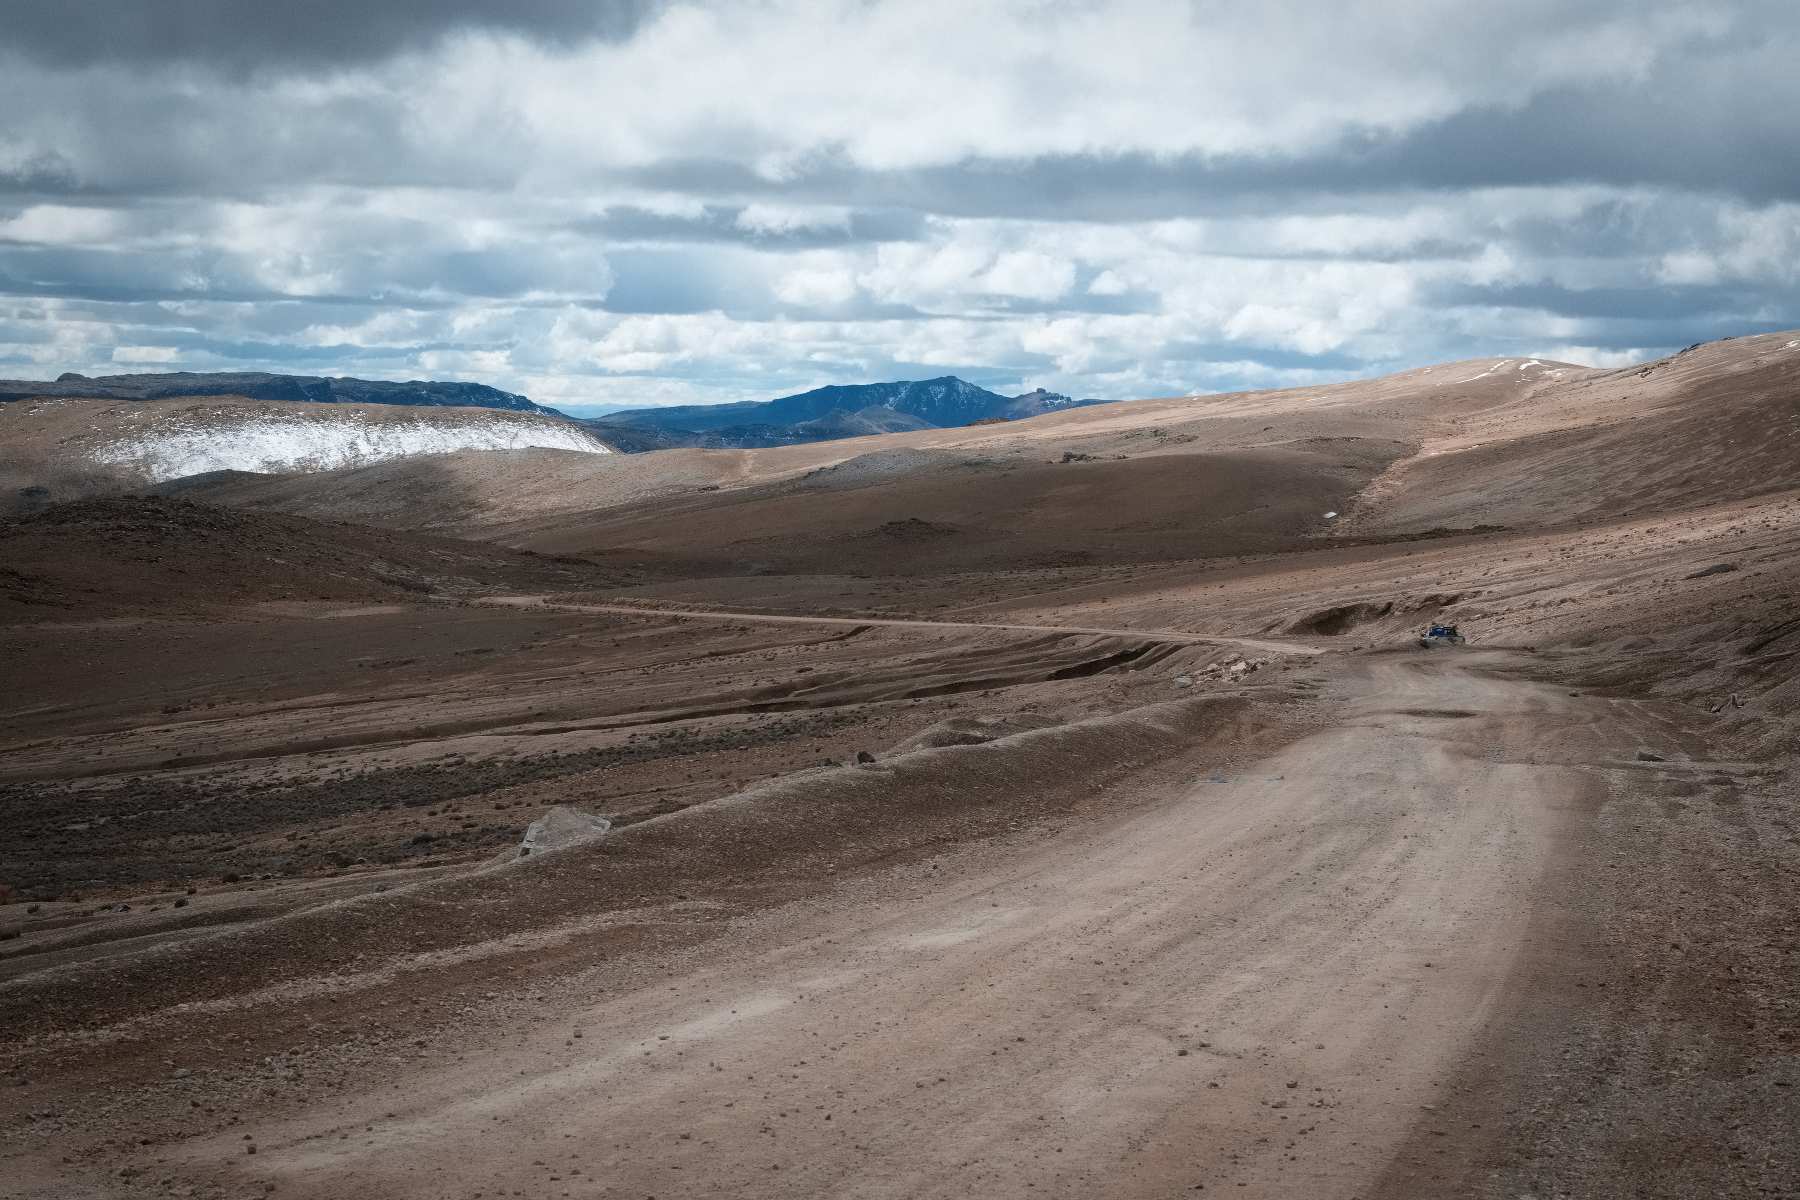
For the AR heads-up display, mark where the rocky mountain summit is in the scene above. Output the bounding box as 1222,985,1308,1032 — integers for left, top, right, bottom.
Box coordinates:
590,376,1100,449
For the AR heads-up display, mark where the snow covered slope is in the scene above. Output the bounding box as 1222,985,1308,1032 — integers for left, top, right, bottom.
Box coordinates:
89,406,610,483
0,397,613,500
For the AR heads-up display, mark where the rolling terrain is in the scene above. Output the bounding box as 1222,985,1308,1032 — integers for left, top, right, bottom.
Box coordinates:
2,334,1798,1199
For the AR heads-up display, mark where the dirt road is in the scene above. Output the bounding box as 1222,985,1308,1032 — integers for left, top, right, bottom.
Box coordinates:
484,594,1321,657
155,653,1603,1199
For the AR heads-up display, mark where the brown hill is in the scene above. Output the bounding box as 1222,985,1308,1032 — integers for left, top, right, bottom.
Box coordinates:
0,496,622,621
1340,333,1800,532
152,336,1800,559
512,439,1402,576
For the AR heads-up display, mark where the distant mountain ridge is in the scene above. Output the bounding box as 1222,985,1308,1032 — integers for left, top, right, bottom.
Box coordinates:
0,371,555,415
592,376,1102,450
0,369,1106,452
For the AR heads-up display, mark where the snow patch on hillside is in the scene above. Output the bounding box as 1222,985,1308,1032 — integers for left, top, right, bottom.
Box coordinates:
91,409,612,483
1454,360,1511,384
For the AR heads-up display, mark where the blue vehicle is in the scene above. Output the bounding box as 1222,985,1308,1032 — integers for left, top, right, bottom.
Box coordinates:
1419,623,1465,648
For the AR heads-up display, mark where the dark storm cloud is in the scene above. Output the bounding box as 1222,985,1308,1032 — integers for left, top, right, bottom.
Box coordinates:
1375,84,1800,204
0,152,81,195
0,246,267,305
1427,280,1800,353
629,88,1800,226
608,149,1484,226
576,206,928,249
7,8,1793,215
612,29,1799,222
0,79,518,199
0,236,611,307
0,0,662,71
1496,201,1679,261
1429,282,1755,323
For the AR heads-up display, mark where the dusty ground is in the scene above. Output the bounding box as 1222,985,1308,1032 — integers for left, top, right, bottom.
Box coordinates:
2,334,1798,1198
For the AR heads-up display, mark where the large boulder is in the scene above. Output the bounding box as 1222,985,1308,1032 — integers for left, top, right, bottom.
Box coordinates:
519,806,612,856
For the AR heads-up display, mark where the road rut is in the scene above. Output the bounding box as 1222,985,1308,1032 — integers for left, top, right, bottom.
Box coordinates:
166,653,1613,1198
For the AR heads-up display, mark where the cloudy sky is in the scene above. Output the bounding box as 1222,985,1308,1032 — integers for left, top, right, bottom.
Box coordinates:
2,1,1796,414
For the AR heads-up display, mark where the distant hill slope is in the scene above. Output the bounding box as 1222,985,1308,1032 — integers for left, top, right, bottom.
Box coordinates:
150,334,1800,565
594,377,1101,449
1334,334,1800,533
0,370,556,415
0,496,624,621
0,369,1106,451
0,397,612,511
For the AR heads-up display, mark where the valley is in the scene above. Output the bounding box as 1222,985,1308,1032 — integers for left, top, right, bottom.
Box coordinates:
2,334,1798,1198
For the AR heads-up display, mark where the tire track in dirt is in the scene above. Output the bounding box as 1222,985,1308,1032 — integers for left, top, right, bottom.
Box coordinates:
163,653,1608,1199
483,595,1323,658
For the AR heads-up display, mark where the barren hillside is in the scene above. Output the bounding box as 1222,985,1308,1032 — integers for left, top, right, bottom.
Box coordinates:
2,335,1797,1200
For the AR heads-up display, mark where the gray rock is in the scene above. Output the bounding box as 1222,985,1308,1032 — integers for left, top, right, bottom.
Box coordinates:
519,807,612,856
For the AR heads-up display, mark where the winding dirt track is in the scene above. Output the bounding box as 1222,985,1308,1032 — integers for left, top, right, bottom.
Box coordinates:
483,595,1322,656
173,654,1597,1198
